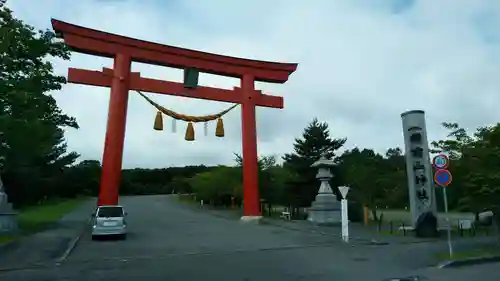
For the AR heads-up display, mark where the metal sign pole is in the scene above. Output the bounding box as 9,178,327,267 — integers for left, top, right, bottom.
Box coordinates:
433,154,453,260
442,187,453,259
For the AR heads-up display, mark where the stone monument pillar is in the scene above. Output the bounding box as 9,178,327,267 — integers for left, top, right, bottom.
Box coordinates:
0,132,17,234
307,157,341,225
401,110,438,237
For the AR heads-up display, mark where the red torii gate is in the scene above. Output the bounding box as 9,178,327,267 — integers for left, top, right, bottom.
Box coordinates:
52,19,297,219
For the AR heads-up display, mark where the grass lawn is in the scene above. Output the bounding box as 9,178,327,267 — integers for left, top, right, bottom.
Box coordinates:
177,194,197,205
373,209,497,238
0,197,86,244
435,248,500,261
0,234,17,244
377,228,413,237
375,209,475,226
377,227,474,238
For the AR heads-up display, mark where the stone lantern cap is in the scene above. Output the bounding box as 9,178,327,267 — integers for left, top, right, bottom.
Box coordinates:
311,156,336,168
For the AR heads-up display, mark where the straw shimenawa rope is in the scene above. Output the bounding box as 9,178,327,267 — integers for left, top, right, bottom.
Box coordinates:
137,91,237,122
137,90,238,140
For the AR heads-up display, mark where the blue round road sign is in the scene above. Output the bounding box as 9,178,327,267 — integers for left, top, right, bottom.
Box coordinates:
434,169,452,187
433,154,449,169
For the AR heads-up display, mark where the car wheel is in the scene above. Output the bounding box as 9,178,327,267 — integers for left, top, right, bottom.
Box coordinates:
91,235,97,241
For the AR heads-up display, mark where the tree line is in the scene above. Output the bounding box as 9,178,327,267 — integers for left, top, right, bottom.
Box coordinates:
1,3,499,228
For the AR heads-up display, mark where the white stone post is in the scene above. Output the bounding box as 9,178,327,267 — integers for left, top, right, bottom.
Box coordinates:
339,186,350,243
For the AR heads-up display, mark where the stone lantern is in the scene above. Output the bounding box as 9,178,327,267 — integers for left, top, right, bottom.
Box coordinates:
307,156,341,225
0,132,17,234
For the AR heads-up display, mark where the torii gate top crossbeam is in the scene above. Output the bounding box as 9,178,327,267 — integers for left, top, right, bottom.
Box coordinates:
51,19,298,83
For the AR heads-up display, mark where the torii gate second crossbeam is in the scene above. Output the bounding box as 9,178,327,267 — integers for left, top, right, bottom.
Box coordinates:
52,19,298,220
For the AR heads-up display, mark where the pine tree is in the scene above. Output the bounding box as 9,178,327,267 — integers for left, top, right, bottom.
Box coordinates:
283,118,345,166
282,118,346,208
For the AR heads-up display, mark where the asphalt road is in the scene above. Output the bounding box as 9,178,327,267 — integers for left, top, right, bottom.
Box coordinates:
0,195,497,281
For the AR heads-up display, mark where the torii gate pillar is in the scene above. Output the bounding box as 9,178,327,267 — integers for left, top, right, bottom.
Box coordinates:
240,74,260,219
99,54,131,206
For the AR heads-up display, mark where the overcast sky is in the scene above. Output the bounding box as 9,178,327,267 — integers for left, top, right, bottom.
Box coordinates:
8,0,500,168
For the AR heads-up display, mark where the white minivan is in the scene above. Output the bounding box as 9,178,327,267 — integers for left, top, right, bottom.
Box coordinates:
91,205,127,240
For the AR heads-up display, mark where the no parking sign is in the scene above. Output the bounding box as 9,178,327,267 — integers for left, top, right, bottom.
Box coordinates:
434,169,452,187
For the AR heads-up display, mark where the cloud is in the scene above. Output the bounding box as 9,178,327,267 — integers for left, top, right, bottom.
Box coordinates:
7,0,500,168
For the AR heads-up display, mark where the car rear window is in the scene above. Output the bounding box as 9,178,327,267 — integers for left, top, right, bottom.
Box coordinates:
97,206,123,217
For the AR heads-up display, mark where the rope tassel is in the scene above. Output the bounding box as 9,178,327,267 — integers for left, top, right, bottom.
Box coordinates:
215,118,224,137
154,111,163,131
185,122,195,141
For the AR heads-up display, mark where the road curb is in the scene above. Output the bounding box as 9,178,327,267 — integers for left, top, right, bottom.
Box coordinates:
437,255,500,268
0,261,51,272
55,216,91,264
0,238,20,253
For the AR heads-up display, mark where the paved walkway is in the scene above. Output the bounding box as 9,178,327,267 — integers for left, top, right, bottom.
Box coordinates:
185,201,498,248
179,201,426,244
181,201,500,266
263,218,499,251
0,198,95,270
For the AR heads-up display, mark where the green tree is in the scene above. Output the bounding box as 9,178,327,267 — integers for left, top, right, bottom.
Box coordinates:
431,122,500,238
233,153,288,205
431,122,475,211
380,147,407,209
169,176,192,194
60,160,101,197
189,166,242,205
282,118,346,211
0,4,79,206
338,148,386,220
233,153,277,170
461,125,500,221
